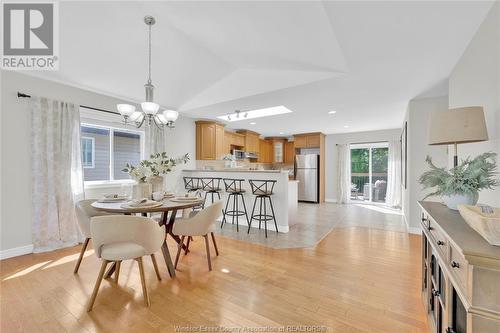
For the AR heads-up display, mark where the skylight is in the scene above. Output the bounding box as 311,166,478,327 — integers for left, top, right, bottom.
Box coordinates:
217,106,293,122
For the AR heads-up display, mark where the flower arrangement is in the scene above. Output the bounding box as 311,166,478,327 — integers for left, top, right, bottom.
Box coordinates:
123,152,189,183
419,152,499,200
222,154,235,161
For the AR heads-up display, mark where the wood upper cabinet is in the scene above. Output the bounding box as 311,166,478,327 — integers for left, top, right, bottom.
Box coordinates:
258,139,273,163
284,141,295,164
294,135,307,148
294,133,322,148
223,131,233,155
196,121,225,160
306,135,320,148
237,130,260,153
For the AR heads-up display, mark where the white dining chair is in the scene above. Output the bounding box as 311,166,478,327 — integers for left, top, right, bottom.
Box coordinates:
74,199,116,274
87,215,165,312
173,201,223,271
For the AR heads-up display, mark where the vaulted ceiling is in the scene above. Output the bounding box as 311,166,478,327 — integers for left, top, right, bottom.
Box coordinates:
29,1,494,136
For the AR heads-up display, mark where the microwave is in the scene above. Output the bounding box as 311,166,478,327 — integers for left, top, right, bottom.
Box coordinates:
232,149,246,160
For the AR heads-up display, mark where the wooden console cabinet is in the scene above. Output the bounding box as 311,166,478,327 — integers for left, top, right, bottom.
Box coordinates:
419,201,500,333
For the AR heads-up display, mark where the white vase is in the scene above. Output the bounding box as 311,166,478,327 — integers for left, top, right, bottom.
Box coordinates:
133,182,152,199
443,192,479,210
149,176,164,193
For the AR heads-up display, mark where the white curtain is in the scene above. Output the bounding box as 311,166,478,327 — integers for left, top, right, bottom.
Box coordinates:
31,97,84,252
337,144,351,204
145,124,166,157
385,140,402,208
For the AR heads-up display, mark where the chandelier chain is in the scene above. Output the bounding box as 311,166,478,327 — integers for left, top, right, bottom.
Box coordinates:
148,23,152,84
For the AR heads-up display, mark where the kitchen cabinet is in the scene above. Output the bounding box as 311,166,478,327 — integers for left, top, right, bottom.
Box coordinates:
237,130,260,153
293,133,322,148
284,141,295,164
294,135,307,148
195,121,225,160
223,131,233,155
258,139,273,163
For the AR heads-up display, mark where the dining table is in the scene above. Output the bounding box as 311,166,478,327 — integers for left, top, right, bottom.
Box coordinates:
91,198,204,278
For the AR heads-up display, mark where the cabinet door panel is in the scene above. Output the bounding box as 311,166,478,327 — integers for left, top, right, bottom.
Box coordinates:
215,125,224,159
306,135,320,148
200,124,216,159
294,136,307,148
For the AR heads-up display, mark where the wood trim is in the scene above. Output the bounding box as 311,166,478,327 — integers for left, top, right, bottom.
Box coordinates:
319,133,325,203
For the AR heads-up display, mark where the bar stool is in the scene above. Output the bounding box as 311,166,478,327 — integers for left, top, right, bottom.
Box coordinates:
200,177,222,207
183,176,201,194
183,176,203,211
221,179,249,232
248,180,278,237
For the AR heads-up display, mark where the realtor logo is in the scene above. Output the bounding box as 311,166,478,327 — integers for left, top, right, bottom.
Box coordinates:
1,2,59,70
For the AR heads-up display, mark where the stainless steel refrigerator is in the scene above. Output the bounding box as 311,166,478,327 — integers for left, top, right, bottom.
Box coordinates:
295,154,319,203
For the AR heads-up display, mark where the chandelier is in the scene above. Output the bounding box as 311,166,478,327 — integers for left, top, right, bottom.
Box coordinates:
117,16,178,129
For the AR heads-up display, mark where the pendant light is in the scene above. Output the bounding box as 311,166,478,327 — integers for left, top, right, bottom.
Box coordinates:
117,16,178,129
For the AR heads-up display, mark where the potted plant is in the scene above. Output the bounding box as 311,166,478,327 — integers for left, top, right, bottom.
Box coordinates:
123,153,189,198
222,153,236,168
419,152,499,210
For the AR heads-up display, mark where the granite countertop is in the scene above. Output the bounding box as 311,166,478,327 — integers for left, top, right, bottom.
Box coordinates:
182,169,287,174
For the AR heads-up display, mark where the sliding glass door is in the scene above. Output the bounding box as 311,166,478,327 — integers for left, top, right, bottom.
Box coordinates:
350,143,388,203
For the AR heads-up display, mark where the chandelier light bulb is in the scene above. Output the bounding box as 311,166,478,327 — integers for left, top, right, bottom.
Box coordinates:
141,102,160,115
163,110,179,122
117,104,136,117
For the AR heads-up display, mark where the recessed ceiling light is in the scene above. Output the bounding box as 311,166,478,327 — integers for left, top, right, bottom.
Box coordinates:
344,125,349,128
328,111,337,114
250,122,256,125
217,105,293,122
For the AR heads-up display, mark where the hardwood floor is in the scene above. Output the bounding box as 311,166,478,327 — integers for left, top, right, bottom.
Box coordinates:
0,208,427,333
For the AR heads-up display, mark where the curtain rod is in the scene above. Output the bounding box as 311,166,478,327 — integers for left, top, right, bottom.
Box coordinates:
336,140,389,146
17,92,120,116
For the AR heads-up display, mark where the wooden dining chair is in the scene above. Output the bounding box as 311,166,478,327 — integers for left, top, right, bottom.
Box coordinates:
172,201,223,271
87,215,165,311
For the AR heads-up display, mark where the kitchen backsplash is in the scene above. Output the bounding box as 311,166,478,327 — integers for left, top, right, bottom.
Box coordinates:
195,160,293,172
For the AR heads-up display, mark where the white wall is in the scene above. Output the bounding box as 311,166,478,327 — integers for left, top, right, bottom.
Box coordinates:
403,96,449,232
325,129,401,202
448,2,500,206
0,71,195,255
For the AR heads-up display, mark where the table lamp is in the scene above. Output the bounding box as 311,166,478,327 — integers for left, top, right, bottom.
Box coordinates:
428,106,488,167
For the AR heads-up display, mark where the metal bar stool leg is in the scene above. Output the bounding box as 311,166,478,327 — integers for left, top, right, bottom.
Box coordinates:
258,197,263,230
248,196,257,234
235,193,239,232
263,195,268,238
221,195,230,228
241,193,250,227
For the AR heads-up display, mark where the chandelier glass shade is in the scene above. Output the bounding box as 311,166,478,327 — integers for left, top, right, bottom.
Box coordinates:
116,16,177,129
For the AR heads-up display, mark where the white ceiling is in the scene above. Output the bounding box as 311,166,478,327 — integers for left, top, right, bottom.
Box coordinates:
30,1,493,136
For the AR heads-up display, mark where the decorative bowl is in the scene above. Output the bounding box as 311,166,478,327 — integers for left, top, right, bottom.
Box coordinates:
458,205,500,246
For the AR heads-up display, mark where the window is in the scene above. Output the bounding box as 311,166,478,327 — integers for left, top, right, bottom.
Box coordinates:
81,124,143,183
81,137,95,168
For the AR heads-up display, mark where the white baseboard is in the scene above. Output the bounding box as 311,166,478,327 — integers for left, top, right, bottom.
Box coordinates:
325,198,337,203
0,244,34,260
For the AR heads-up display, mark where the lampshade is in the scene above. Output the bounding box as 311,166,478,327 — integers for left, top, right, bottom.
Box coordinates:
163,110,179,122
141,102,160,115
428,106,488,145
117,104,136,117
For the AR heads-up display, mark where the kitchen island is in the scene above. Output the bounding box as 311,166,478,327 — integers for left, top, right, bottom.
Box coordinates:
182,169,298,233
